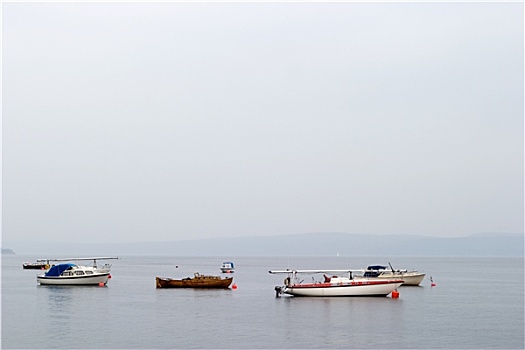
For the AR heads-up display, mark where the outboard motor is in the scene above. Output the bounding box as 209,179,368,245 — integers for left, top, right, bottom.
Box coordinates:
274,286,283,297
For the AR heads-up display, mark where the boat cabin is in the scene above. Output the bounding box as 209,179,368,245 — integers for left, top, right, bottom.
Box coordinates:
221,262,234,269
45,263,77,277
363,265,387,277
220,262,235,273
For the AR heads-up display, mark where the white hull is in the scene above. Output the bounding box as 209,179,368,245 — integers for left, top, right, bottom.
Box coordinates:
363,272,425,286
374,274,424,286
283,281,403,297
37,273,109,285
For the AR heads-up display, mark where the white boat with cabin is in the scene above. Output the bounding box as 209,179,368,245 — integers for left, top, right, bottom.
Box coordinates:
360,264,425,286
268,269,403,297
36,257,118,286
220,261,235,273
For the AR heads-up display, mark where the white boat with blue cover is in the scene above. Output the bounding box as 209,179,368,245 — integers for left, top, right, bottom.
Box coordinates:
36,257,117,286
268,269,403,297
220,261,235,273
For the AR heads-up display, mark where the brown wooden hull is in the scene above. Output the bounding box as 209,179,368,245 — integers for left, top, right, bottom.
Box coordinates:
156,275,233,289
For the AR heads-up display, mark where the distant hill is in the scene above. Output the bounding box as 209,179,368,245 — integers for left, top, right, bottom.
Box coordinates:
4,232,523,257
1,248,15,255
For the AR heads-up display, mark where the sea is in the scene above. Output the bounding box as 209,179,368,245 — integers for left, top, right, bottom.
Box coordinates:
1,255,524,349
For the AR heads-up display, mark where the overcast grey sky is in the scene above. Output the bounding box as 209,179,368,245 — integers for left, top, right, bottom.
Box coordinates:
2,2,523,244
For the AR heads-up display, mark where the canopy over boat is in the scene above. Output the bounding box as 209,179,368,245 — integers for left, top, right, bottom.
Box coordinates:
45,263,76,277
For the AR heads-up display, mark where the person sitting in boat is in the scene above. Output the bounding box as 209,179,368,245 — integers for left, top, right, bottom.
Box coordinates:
323,274,331,283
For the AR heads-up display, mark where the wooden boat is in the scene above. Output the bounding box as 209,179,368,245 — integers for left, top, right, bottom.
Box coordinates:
269,269,403,297
156,272,233,289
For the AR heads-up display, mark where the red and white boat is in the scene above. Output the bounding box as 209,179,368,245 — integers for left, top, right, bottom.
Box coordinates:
268,269,403,297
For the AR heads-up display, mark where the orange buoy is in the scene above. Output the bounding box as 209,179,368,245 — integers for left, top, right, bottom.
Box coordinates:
391,290,400,298
98,282,105,287
232,283,237,289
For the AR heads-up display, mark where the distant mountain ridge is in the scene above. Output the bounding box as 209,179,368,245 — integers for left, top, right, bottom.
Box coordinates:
4,232,523,257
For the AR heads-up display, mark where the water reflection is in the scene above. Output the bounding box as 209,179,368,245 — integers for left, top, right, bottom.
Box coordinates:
36,285,110,347
278,296,405,348
41,286,76,322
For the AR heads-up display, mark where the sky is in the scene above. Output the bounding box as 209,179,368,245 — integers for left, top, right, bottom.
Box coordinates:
2,1,523,245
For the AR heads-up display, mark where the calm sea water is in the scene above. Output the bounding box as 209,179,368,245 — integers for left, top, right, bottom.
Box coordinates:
2,255,524,349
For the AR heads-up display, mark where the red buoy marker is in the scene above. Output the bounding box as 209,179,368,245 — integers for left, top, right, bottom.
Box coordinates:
391,290,400,298
232,283,237,290
429,276,436,287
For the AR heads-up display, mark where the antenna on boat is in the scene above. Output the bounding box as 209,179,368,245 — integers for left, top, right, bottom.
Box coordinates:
388,262,395,272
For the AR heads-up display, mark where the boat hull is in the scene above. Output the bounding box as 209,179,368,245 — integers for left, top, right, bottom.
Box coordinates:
156,276,233,289
364,273,425,286
37,273,110,285
362,266,425,286
23,263,49,270
379,274,424,286
282,280,403,297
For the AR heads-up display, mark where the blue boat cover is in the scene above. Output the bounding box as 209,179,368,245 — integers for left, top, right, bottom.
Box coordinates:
45,263,76,277
367,265,387,270
223,262,234,268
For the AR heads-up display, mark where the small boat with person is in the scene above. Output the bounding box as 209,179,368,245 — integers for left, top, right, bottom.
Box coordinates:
156,272,233,289
36,257,118,286
360,263,425,286
220,261,235,273
268,269,403,297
